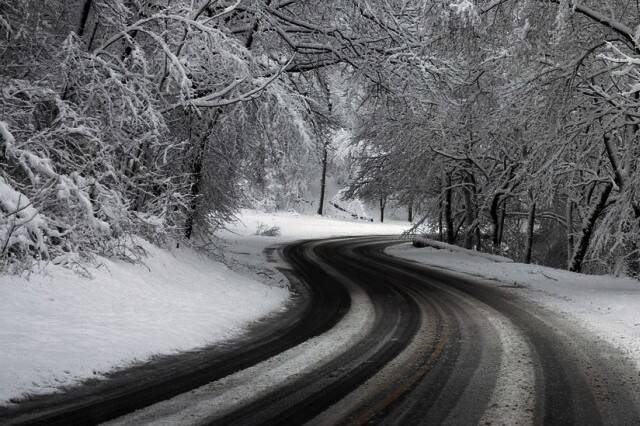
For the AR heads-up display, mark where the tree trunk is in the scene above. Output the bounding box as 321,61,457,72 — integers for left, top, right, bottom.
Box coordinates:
566,198,574,269
87,22,99,51
498,198,507,247
131,141,151,211
490,194,501,251
379,195,386,223
407,202,413,222
184,112,219,239
569,183,613,272
470,174,482,250
463,178,475,249
317,143,328,215
524,200,536,264
438,203,443,242
245,0,272,49
78,0,93,37
444,174,454,244
317,79,332,216
184,134,208,240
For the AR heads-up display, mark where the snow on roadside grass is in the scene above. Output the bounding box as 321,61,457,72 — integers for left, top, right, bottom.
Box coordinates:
0,239,288,405
387,240,640,367
227,209,410,239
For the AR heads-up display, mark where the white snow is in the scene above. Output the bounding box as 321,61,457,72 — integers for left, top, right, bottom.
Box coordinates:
223,208,408,240
217,209,410,285
387,239,640,368
0,239,288,404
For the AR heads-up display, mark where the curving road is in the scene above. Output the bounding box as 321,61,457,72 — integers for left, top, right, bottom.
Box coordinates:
3,236,640,425
206,236,640,425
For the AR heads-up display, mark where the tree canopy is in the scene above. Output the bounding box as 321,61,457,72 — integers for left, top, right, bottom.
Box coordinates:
1,0,639,275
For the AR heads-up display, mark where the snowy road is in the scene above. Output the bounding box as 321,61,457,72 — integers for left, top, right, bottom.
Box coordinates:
201,236,640,425
3,236,640,424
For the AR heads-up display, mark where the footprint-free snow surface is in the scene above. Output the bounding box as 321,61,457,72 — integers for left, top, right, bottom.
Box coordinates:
0,239,288,404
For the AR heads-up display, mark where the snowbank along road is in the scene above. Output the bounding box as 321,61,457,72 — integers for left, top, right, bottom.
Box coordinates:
3,236,640,425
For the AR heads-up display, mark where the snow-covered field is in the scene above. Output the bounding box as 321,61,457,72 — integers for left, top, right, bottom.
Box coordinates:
0,209,409,405
387,240,640,367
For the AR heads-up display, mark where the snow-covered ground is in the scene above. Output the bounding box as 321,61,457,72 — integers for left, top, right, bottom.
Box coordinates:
0,239,288,404
0,209,410,405
217,209,410,288
387,240,640,367
226,208,409,240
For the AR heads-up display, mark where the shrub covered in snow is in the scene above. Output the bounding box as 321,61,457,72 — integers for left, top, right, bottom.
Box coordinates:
0,114,115,265
254,223,281,237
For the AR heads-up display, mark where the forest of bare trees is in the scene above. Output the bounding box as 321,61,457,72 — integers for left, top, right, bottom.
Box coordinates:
1,0,640,276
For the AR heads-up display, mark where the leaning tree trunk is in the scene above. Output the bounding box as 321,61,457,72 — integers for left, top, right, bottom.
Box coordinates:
498,198,507,247
569,183,613,272
78,0,93,37
524,199,536,264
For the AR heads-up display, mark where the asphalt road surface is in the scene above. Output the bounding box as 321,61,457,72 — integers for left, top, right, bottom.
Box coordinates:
3,236,640,425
